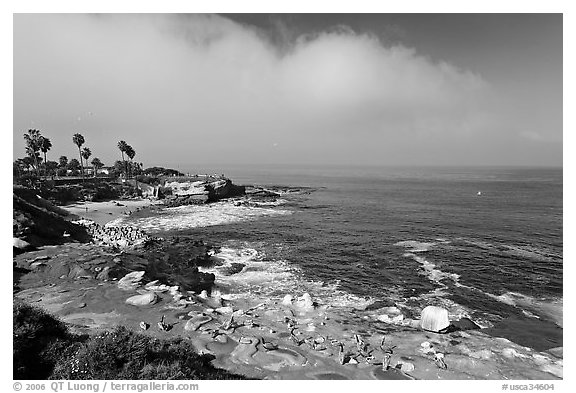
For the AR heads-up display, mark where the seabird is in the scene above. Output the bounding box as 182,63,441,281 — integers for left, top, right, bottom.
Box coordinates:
289,328,305,346
354,334,370,356
157,315,171,331
435,353,448,369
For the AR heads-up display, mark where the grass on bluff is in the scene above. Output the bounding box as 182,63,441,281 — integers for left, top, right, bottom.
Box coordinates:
13,301,247,380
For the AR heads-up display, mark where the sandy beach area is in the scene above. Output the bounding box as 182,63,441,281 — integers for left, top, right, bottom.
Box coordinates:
63,199,159,225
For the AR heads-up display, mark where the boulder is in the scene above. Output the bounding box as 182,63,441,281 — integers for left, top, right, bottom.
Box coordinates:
451,317,481,331
118,271,146,290
378,314,404,324
397,362,415,373
184,315,213,331
125,292,157,306
420,306,450,333
206,179,245,202
216,306,234,314
68,265,93,279
96,266,111,280
220,262,245,276
13,237,33,251
546,346,563,359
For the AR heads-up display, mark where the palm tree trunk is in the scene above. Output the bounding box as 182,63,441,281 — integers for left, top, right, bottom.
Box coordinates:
78,147,84,182
33,155,40,179
121,152,126,179
43,152,47,181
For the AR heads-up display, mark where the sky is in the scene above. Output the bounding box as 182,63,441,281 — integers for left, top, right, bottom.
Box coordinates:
13,13,563,169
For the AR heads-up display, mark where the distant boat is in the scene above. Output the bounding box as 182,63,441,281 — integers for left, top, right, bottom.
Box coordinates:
477,191,482,196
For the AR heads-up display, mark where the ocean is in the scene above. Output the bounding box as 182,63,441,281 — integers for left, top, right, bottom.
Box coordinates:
117,165,563,350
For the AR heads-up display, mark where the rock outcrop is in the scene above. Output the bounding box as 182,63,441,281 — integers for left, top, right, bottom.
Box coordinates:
118,271,146,290
206,179,245,202
160,177,245,208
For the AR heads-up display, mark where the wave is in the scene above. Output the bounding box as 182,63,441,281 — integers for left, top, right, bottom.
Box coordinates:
204,244,373,310
395,241,564,327
394,240,436,253
485,291,563,328
395,240,460,287
393,240,484,324
108,202,292,233
462,238,561,262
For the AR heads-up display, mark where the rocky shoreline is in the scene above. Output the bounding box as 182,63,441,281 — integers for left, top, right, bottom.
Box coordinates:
12,186,563,380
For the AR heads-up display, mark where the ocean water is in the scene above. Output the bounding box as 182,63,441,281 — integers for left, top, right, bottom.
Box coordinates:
120,165,563,348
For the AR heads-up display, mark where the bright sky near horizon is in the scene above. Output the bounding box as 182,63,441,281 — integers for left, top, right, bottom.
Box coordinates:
13,13,562,168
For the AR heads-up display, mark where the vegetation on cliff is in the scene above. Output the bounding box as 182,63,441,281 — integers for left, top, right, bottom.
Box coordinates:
14,302,247,380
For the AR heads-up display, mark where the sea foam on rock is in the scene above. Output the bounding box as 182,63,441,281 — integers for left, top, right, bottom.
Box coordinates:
295,293,315,312
420,305,450,332
282,295,293,306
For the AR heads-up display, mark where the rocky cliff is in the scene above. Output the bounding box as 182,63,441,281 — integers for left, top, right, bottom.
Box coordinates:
13,187,91,253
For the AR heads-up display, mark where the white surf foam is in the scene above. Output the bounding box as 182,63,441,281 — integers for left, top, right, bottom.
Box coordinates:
396,240,486,326
396,239,461,287
247,198,289,207
409,254,462,286
204,244,374,310
109,202,292,233
394,240,436,253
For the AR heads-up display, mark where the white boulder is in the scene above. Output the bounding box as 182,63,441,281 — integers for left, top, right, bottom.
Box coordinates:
125,292,157,306
420,305,450,332
216,306,234,314
398,361,415,372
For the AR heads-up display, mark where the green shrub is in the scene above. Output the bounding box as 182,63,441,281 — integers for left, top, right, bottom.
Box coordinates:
13,301,75,379
14,303,247,380
51,326,246,380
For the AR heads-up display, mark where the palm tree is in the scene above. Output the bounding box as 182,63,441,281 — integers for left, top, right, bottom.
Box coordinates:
39,136,52,180
22,156,34,172
81,147,92,176
91,157,104,177
117,140,129,178
72,133,86,180
125,145,136,179
58,156,68,168
23,129,42,178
